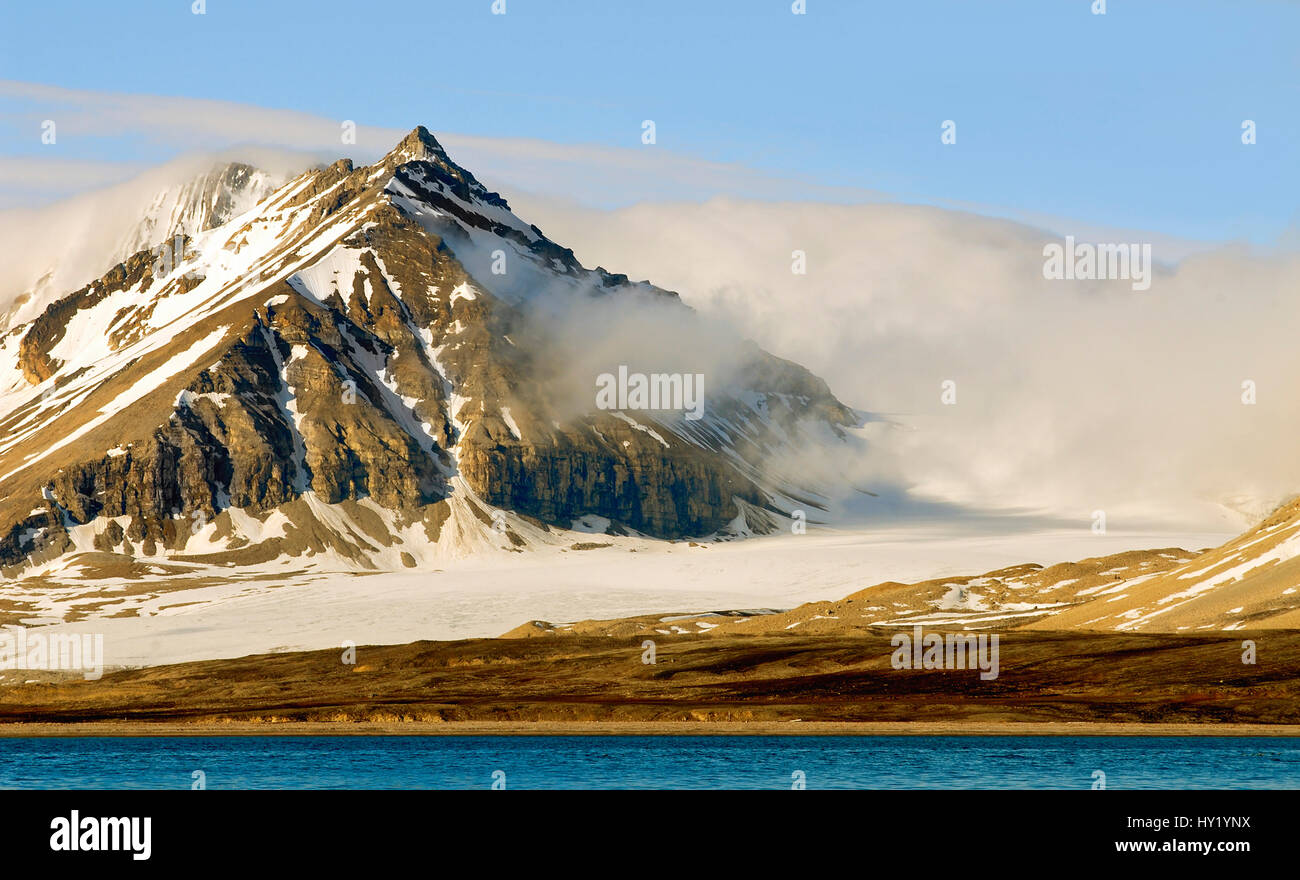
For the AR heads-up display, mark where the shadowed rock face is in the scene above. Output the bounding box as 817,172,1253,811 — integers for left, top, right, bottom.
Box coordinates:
0,128,859,572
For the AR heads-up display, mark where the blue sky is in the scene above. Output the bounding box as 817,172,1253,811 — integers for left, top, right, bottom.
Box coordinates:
1,0,1296,243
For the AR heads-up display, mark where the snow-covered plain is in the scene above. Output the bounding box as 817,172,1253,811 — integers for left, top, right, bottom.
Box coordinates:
4,526,1233,668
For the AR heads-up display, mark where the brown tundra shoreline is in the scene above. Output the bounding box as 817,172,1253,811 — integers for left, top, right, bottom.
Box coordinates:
2,630,1298,731
3,720,1300,737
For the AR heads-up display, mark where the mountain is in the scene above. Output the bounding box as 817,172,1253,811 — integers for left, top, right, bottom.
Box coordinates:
1029,496,1300,631
113,162,284,272
0,127,861,576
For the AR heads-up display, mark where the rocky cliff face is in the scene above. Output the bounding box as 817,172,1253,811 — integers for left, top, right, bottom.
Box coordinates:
0,127,861,574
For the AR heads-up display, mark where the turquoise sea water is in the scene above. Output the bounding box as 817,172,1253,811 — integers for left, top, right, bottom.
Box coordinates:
0,735,1296,790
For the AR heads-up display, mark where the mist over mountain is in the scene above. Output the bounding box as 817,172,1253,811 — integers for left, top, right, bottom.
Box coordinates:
0,127,867,576
518,196,1300,532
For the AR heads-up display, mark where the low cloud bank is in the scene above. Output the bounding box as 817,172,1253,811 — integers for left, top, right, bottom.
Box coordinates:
512,194,1300,532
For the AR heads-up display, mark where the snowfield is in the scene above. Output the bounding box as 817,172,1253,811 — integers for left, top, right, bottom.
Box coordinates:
0,526,1232,668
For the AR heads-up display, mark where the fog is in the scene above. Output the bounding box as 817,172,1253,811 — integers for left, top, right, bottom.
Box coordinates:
510,195,1300,532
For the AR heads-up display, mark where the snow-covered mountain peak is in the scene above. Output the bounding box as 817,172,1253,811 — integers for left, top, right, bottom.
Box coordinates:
0,127,863,576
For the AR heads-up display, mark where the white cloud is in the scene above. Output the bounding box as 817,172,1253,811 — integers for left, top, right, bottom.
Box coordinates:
509,194,1300,532
0,80,866,209
0,156,145,191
